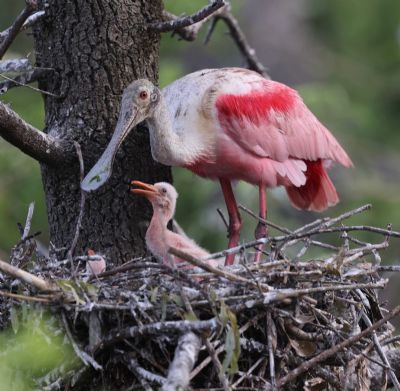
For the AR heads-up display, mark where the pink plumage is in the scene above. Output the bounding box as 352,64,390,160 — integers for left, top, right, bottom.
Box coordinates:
82,67,352,265
131,181,221,269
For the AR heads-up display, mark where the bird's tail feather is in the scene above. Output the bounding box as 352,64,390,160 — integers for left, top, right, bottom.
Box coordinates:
285,160,339,212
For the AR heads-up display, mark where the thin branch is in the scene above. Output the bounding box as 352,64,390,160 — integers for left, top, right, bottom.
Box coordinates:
124,356,166,386
149,0,226,32
267,305,400,390
204,338,230,391
161,332,201,391
22,10,45,30
0,102,73,166
99,318,219,350
0,0,38,59
0,68,55,95
266,310,277,390
61,311,102,370
361,311,400,390
0,257,57,291
169,246,272,291
22,202,35,240
0,58,31,73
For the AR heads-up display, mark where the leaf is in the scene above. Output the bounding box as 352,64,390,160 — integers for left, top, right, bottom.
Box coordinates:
183,312,198,321
289,338,317,358
10,306,19,334
150,287,158,303
222,305,241,375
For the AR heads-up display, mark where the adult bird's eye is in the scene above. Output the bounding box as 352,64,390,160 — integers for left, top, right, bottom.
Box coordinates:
139,90,148,100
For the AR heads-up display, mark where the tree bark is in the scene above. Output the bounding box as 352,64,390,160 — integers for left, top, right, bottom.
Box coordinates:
33,0,171,263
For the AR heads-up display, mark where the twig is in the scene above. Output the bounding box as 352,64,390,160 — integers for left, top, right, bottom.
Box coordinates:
161,332,201,391
0,101,73,165
22,202,35,240
100,318,219,350
0,58,31,73
124,356,166,386
360,311,400,390
68,142,86,277
239,204,337,251
149,0,226,32
0,68,55,95
267,305,400,390
61,311,102,370
0,289,51,303
22,10,45,30
204,338,230,391
169,246,271,291
0,257,56,291
0,0,38,59
378,265,400,272
266,310,277,390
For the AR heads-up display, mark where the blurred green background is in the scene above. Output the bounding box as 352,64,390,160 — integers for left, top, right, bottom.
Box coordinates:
1,0,400,259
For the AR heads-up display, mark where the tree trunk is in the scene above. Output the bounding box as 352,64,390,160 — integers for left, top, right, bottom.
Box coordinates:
33,0,171,263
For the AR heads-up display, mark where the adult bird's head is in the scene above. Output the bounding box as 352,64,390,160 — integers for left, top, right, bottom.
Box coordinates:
81,80,161,192
131,180,178,222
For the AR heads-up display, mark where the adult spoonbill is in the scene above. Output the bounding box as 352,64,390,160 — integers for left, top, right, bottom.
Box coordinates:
81,68,352,265
131,180,221,268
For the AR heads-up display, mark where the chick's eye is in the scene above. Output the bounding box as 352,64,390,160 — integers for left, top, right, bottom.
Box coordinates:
161,188,167,194
139,90,148,100
151,93,158,102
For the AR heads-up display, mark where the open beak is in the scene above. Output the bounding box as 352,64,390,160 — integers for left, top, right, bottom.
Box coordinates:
130,180,157,199
80,97,141,192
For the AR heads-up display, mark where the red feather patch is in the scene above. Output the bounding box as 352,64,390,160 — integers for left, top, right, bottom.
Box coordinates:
216,84,296,124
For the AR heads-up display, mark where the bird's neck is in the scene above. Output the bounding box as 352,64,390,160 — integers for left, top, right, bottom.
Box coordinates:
146,207,170,258
147,97,202,166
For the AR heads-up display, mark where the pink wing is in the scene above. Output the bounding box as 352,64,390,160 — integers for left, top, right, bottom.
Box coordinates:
216,80,352,167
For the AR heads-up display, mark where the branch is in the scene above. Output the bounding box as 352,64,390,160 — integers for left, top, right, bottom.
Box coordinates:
266,305,400,390
161,332,201,391
0,0,38,60
99,318,219,350
169,246,272,291
370,349,400,390
148,0,226,33
22,10,45,30
0,102,73,166
0,257,57,291
0,58,31,73
0,67,54,94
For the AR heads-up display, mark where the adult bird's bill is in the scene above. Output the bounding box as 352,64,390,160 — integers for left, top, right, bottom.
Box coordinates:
80,80,159,192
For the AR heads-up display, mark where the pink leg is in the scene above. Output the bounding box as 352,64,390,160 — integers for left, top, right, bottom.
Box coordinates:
219,178,242,266
254,185,268,263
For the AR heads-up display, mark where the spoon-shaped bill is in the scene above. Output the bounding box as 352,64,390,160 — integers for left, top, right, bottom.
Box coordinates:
80,104,140,192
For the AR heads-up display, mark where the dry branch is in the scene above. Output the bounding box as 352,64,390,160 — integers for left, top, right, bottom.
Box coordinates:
0,102,73,165
148,0,226,33
0,0,38,59
269,306,400,390
161,332,201,391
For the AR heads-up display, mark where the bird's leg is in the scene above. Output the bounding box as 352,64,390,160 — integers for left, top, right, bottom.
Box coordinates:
219,179,242,266
254,185,268,263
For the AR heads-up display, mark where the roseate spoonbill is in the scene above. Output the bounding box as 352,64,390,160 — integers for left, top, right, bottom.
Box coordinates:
86,249,106,276
131,180,220,268
81,68,352,265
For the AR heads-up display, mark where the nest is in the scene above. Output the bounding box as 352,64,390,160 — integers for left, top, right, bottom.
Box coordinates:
1,204,400,390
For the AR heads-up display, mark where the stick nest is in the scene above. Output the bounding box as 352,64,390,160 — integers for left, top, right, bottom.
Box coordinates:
1,204,400,391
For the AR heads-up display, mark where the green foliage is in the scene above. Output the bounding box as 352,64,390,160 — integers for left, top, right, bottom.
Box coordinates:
0,306,78,390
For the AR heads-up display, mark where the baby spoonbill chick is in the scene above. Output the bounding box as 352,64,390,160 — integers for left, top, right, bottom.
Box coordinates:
131,181,220,269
